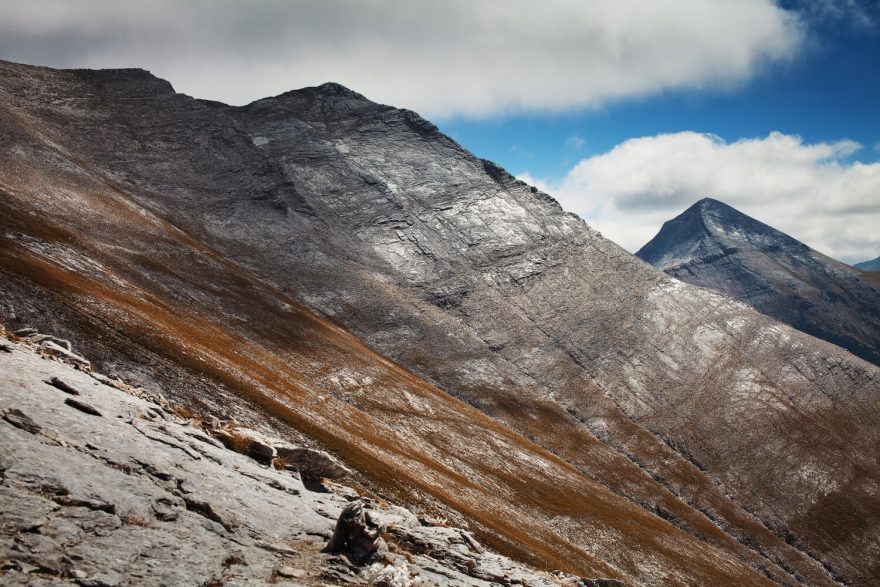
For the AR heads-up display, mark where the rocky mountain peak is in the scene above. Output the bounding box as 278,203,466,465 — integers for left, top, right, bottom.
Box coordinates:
636,197,803,269
315,81,364,97
692,197,796,244
638,197,880,367
73,66,177,98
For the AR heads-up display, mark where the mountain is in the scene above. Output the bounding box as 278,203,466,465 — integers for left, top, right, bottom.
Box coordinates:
855,256,880,272
637,197,880,367
2,60,880,585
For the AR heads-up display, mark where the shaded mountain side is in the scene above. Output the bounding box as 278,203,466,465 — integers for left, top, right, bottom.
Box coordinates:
637,198,880,367
2,60,879,585
855,256,880,272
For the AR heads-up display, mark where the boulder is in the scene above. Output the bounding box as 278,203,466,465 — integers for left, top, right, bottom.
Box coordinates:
40,340,90,368
274,446,351,479
323,500,385,565
29,334,73,351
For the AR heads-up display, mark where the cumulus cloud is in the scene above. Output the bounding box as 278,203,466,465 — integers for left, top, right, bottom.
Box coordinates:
0,0,803,117
521,132,880,264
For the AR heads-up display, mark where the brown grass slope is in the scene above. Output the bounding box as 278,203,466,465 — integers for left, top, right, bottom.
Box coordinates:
1,59,878,585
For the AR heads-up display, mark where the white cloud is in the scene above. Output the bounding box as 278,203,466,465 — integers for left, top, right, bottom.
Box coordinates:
0,0,803,118
523,132,880,264
797,0,877,31
565,135,586,149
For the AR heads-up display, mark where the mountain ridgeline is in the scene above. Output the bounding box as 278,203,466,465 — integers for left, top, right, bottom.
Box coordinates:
637,198,880,367
855,256,880,272
2,60,880,586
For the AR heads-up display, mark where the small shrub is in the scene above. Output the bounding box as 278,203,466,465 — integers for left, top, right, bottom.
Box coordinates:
225,430,253,454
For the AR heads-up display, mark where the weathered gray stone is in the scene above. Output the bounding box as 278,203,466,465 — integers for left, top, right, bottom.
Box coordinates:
0,338,579,586
275,446,351,479
39,341,90,368
2,408,41,434
323,500,385,565
276,565,306,579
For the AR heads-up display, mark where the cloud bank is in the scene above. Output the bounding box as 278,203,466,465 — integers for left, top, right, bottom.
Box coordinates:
521,132,880,264
0,0,803,117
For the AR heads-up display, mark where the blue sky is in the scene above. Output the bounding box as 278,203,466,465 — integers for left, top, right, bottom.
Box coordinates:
437,1,880,261
440,5,880,181
2,0,878,262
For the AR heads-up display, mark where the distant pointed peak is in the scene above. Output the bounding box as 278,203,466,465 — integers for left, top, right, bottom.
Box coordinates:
243,81,376,113
637,197,806,268
684,198,765,233
695,196,725,208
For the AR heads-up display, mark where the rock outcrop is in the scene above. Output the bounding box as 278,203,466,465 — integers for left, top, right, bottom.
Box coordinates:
0,332,623,586
324,501,386,565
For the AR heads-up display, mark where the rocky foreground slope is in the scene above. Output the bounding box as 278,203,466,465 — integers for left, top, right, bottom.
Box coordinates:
1,60,879,585
1,327,622,586
637,197,880,367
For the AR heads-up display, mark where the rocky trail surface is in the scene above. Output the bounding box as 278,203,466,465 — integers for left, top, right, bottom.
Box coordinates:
1,59,879,585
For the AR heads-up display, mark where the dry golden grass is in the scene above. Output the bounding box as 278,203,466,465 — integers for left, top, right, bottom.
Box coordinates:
123,513,155,528
222,430,253,456
171,404,199,421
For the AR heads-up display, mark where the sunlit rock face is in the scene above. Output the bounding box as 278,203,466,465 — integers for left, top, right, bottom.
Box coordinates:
638,197,880,366
2,59,879,586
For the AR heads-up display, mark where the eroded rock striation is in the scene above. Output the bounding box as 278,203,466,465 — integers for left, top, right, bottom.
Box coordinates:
1,59,879,585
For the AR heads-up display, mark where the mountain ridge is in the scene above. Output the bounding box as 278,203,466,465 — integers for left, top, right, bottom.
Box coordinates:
2,60,879,585
855,256,880,272
637,197,880,367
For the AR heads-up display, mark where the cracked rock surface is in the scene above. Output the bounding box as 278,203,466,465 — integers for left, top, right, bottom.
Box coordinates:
0,336,605,586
